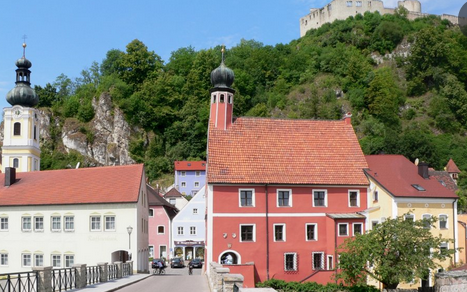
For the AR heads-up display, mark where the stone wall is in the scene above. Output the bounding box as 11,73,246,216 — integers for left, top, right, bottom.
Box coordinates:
435,270,467,292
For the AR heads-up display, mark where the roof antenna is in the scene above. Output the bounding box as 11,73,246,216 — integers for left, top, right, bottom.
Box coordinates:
22,34,27,58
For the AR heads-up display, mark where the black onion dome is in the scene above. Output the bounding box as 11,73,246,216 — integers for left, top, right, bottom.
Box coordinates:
15,57,32,68
210,60,234,89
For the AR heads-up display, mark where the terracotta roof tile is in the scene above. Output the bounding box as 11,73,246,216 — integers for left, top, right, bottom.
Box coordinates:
446,158,461,173
207,118,368,185
365,155,457,199
429,170,458,192
164,187,183,198
174,161,206,171
0,164,144,206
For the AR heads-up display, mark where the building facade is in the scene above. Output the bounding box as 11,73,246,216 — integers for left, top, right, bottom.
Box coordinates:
164,187,189,211
174,161,206,196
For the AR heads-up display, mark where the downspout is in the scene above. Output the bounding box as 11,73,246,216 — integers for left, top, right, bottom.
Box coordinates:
454,199,459,263
265,184,270,280
334,218,338,284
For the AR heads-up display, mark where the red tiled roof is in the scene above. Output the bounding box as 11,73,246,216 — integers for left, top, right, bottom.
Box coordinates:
446,158,461,173
164,187,183,198
365,155,457,199
0,164,144,206
207,118,369,185
174,161,206,171
428,170,458,192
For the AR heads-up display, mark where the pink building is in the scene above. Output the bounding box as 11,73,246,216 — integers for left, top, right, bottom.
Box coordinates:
205,55,369,286
148,184,178,261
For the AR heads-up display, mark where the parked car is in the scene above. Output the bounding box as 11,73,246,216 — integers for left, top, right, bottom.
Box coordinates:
189,258,203,268
151,258,166,269
171,257,185,268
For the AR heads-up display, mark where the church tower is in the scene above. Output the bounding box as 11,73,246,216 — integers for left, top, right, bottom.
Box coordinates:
209,47,235,130
2,43,40,172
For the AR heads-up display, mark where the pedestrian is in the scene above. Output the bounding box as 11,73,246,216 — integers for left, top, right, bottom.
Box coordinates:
157,260,164,274
188,261,193,275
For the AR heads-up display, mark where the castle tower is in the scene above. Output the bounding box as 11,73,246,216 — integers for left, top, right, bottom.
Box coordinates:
209,47,235,130
2,43,40,173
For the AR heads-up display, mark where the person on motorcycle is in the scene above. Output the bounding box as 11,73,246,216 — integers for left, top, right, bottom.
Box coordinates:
157,260,164,274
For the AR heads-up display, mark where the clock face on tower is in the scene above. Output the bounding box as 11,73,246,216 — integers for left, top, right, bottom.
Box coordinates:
14,109,21,117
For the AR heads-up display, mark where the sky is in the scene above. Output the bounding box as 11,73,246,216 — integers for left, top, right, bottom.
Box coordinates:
0,0,465,111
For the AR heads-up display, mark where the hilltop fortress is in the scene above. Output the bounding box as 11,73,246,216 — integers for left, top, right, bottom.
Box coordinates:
300,0,459,37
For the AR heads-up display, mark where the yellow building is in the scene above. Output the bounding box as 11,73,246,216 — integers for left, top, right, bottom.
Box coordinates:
364,155,458,289
2,43,40,173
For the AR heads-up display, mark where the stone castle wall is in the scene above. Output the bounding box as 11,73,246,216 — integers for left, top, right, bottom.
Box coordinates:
299,0,458,37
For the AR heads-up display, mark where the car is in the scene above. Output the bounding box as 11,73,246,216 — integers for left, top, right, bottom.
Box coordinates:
151,258,166,269
170,257,185,268
189,258,203,268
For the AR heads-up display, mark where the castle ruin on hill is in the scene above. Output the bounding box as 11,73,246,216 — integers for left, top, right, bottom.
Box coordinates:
300,0,459,37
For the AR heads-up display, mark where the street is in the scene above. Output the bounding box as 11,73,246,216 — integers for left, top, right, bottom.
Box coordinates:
117,266,210,292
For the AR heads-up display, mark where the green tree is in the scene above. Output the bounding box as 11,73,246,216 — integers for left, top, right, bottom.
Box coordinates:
337,214,456,289
34,83,58,107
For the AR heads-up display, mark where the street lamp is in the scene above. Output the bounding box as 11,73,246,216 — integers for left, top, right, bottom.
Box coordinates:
127,226,133,249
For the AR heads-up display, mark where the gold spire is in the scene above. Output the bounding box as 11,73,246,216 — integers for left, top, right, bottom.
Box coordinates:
22,35,27,58
221,45,225,63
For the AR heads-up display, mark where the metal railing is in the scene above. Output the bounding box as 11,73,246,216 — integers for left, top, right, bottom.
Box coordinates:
108,264,117,280
122,263,130,277
86,266,100,285
52,268,76,292
0,271,38,292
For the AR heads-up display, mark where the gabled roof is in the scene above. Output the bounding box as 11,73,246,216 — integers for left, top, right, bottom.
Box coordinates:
207,117,368,185
174,161,206,171
446,158,461,174
164,187,183,198
147,184,176,208
0,164,144,206
428,170,458,192
365,155,457,199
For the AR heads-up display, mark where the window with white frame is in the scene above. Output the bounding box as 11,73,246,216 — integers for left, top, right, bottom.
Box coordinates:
274,224,286,242
181,181,186,187
169,198,176,205
373,190,378,202
178,226,184,235
194,181,200,187
51,216,61,231
90,216,101,231
348,190,359,207
181,171,186,177
353,223,363,235
0,217,8,231
405,214,415,222
356,1,362,7
338,223,349,236
195,171,201,177
422,214,432,229
64,216,74,231
277,190,292,207
193,208,198,214
240,224,255,242
22,216,32,231
312,252,324,270
306,223,317,241
440,242,448,254
52,255,61,267
149,209,154,217
439,215,448,229
105,216,115,231
22,254,31,267
149,246,154,258
346,1,352,7
34,254,44,267
0,254,8,266
239,189,254,207
13,158,19,168
313,190,327,207
190,226,196,235
34,216,44,231
14,122,21,135
65,255,74,267
327,255,334,270
284,253,297,271
158,226,165,234
372,220,378,229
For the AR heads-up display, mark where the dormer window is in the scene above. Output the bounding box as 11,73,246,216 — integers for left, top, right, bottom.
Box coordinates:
14,122,21,136
412,184,426,191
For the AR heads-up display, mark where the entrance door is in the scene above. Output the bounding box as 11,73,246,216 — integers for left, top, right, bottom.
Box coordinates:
185,247,194,261
160,245,167,259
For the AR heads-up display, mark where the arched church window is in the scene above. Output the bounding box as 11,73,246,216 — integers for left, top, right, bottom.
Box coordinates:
228,95,232,104
220,94,225,103
212,94,217,104
14,122,21,136
34,126,37,140
13,158,19,168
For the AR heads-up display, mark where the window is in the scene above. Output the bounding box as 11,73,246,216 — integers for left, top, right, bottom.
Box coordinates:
65,216,74,231
348,190,359,207
405,214,415,222
212,94,217,104
284,253,297,271
220,94,225,103
422,214,432,229
412,184,426,191
439,215,448,229
52,255,61,267
22,254,31,267
178,226,184,235
277,190,291,207
313,252,324,270
353,223,363,235
356,1,362,7
0,217,8,231
346,1,352,7
440,242,448,254
158,226,165,234
22,216,32,231
51,216,61,231
181,171,186,177
372,221,378,229
34,125,37,140
149,246,154,258
35,254,44,267
193,208,198,215
0,254,8,266
181,182,186,187
313,190,327,207
195,171,201,177
338,223,348,236
149,209,154,217
34,217,44,231
65,255,74,268
13,158,19,168
194,181,200,187
373,190,378,202
306,223,317,241
90,216,101,231
169,198,176,205
14,122,21,135
239,189,254,207
190,226,196,235
240,225,255,242
274,224,286,242
105,216,115,231
228,95,233,104
327,255,333,270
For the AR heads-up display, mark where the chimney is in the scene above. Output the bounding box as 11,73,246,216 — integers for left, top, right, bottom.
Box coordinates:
4,167,16,186
417,162,429,179
343,112,352,125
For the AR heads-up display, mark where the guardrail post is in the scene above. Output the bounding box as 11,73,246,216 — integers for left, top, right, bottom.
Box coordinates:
98,262,108,283
115,261,123,278
127,261,134,275
32,266,53,292
222,274,244,292
73,264,87,288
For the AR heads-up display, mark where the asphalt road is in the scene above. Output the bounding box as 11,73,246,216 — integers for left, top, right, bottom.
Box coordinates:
117,266,210,292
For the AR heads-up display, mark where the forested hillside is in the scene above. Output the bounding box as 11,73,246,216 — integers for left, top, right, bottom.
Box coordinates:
33,8,467,209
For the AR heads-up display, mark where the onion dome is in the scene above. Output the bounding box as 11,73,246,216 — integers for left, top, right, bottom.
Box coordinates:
210,47,234,89
6,43,39,107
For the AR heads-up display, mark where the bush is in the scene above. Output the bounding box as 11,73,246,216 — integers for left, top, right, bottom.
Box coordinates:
256,279,378,292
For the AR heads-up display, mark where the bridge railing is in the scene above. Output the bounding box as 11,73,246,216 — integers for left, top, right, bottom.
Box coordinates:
0,271,38,292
